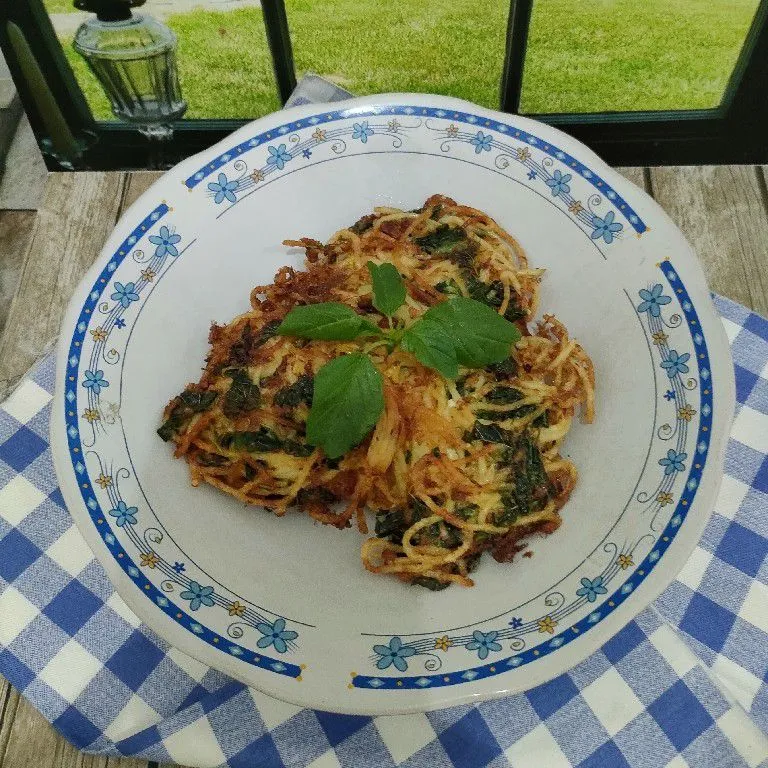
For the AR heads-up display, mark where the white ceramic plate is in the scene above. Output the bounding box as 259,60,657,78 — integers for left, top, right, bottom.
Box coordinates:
52,94,734,715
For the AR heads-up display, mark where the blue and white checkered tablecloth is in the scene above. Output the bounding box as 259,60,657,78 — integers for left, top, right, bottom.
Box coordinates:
0,291,767,767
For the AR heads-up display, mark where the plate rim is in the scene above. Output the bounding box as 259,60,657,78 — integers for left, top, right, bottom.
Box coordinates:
51,92,736,715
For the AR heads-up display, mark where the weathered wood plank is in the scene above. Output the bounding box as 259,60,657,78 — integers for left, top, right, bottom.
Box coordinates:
0,692,152,768
122,172,164,212
649,166,768,315
615,166,648,190
0,172,127,401
0,210,36,339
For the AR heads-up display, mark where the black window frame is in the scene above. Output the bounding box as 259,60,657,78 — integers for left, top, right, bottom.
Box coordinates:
2,0,768,171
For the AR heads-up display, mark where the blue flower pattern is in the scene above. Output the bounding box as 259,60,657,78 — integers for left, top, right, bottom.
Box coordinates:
508,617,523,629
172,561,186,574
82,369,109,395
351,121,374,144
591,211,623,244
207,172,239,204
180,581,216,611
576,576,608,603
470,131,493,154
114,318,126,328
266,143,292,170
637,284,672,317
108,500,138,527
546,169,571,197
148,225,181,257
374,637,416,672
659,449,687,475
110,281,139,308
661,350,690,378
466,630,502,660
664,390,676,401
255,618,298,653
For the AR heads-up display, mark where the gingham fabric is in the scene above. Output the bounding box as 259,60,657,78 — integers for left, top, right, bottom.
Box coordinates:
1,296,767,768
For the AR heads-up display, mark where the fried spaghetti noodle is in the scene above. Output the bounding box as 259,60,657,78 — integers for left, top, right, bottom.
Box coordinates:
158,195,595,589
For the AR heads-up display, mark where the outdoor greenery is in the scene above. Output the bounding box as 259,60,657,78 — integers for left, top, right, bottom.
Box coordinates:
47,0,759,120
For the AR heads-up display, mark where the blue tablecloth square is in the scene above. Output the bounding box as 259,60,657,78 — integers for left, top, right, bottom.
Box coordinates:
648,680,714,751
752,455,768,494
577,740,631,768
43,580,102,636
680,593,737,652
525,673,580,720
0,425,46,472
229,733,284,768
315,710,371,747
53,706,102,749
734,363,760,402
744,313,768,342
105,629,166,690
600,620,647,665
0,528,41,581
438,709,502,768
0,649,35,690
716,520,768,577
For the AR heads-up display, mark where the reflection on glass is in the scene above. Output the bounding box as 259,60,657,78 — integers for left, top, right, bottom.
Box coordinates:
520,0,761,113
286,0,509,109
73,14,186,137
45,1,280,119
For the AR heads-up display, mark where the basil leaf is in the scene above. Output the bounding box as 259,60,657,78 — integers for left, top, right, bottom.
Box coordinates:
223,370,261,418
277,302,381,340
401,318,459,379
367,261,406,316
306,353,384,459
421,297,520,368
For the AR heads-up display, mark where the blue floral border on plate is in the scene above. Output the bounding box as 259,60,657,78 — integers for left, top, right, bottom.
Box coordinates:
350,260,712,690
182,105,646,236
63,205,303,681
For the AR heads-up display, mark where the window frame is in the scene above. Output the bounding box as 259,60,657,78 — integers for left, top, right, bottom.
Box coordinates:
2,0,768,170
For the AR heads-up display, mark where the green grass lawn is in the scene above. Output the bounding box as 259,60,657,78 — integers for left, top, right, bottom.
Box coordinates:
49,0,759,120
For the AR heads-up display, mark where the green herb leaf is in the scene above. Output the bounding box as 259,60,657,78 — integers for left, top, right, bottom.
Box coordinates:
413,225,478,268
274,375,314,408
420,297,521,368
367,261,406,316
223,370,261,418
401,318,459,379
277,302,381,341
485,386,523,404
179,389,217,412
306,353,384,458
413,225,466,254
220,428,283,453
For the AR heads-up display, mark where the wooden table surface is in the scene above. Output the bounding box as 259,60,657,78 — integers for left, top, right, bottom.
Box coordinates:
0,167,767,767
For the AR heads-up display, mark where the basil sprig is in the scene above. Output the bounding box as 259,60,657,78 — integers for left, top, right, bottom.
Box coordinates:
277,263,520,457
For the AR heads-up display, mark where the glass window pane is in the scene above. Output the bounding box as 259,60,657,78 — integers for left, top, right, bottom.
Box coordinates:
44,3,280,119
286,0,509,110
520,0,761,113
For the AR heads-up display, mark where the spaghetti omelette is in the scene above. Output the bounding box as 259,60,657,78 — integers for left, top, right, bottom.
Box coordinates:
158,195,595,589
